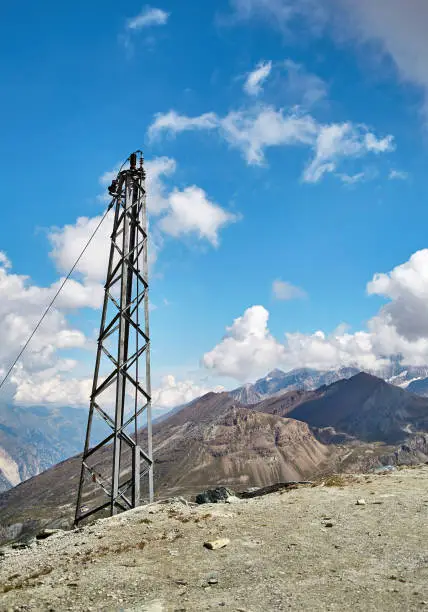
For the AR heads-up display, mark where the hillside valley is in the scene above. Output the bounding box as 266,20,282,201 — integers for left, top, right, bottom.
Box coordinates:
1,372,428,545
2,364,428,496
0,405,106,493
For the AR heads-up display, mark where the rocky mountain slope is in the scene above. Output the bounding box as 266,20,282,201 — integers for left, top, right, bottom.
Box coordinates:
152,392,330,496
0,466,427,611
284,372,428,444
0,404,106,492
0,393,333,543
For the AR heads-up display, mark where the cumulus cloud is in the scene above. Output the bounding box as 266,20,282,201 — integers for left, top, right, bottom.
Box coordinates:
272,279,306,300
126,6,170,30
244,60,272,96
49,214,113,284
152,375,224,410
203,249,428,381
202,304,384,381
202,306,287,381
50,156,234,291
367,249,428,342
158,186,238,246
0,255,90,404
13,369,93,407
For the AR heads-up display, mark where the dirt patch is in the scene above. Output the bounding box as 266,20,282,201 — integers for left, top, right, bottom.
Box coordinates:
0,465,427,611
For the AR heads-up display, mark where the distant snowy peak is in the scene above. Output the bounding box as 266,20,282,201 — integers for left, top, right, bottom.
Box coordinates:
231,367,360,405
231,364,428,405
229,384,262,405
378,364,428,387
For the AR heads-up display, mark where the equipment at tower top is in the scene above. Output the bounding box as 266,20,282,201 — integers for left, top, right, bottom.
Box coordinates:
75,151,153,525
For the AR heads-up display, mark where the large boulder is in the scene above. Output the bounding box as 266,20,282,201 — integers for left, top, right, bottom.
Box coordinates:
195,487,235,504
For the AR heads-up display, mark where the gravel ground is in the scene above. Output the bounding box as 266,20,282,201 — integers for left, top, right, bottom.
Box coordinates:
0,465,427,612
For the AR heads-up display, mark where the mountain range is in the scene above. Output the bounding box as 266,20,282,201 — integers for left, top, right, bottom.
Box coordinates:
230,364,428,404
2,363,428,495
1,371,427,544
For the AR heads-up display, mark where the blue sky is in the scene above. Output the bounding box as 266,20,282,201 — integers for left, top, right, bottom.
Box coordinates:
2,0,428,409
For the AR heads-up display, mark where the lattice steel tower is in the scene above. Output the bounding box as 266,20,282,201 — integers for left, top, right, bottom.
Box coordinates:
75,152,153,525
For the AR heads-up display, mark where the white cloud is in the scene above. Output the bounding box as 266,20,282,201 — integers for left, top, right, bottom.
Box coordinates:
0,255,90,404
272,279,306,300
389,169,408,181
49,214,113,284
244,60,272,96
49,156,232,293
149,106,318,165
158,186,238,246
148,111,218,140
202,306,287,381
203,249,428,380
303,122,394,183
145,157,177,214
126,6,170,30
220,106,318,165
13,369,93,407
149,106,394,177
367,249,428,342
152,374,224,410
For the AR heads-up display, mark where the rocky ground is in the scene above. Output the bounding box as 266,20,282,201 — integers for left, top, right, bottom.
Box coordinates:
0,465,427,611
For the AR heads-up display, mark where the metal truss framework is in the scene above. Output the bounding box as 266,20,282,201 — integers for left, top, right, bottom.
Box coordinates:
75,152,153,525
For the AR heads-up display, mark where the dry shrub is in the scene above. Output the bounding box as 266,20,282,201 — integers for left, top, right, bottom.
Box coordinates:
323,475,351,487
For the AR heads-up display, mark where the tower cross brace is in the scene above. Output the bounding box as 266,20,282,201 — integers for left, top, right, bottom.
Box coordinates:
75,152,153,525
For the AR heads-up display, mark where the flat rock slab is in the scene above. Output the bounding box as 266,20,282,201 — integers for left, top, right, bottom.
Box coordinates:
203,538,230,550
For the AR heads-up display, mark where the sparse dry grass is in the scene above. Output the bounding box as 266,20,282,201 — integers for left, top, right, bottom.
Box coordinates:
1,566,53,593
